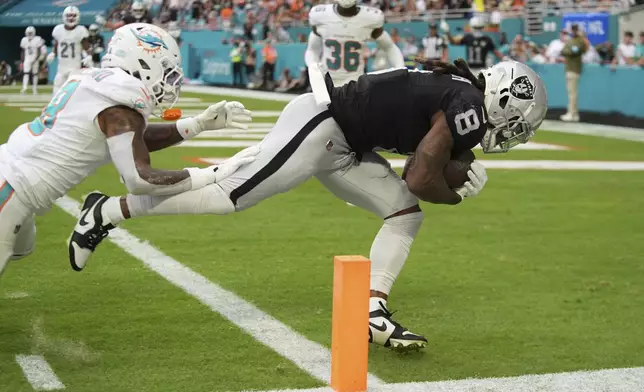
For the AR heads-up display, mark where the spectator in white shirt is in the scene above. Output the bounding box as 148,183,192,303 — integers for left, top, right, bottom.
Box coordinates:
546,30,568,63
415,0,427,12
614,31,636,66
401,35,419,57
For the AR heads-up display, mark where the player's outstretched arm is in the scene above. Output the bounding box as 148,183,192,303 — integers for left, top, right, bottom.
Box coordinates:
99,106,245,196
372,29,405,68
405,111,462,205
304,30,323,67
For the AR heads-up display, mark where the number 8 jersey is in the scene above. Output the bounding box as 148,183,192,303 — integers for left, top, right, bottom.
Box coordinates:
52,23,88,71
309,4,384,86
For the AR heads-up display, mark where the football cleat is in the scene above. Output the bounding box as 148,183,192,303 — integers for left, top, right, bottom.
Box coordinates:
368,300,427,352
68,191,114,271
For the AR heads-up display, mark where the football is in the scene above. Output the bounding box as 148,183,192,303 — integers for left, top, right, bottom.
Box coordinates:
444,150,476,189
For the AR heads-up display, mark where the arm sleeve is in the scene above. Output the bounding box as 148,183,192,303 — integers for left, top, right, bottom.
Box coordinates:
304,32,323,67
375,31,405,68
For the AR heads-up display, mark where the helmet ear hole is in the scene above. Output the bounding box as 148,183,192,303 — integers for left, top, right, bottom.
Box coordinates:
499,95,509,109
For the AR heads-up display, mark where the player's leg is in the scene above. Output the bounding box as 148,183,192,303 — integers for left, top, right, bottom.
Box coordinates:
316,153,427,351
0,179,34,279
21,62,30,93
30,62,39,95
10,213,36,260
68,93,353,269
53,69,68,95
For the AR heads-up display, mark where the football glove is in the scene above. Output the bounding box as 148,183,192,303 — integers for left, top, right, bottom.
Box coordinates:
46,52,55,64
176,100,252,140
455,160,487,199
187,146,260,190
81,55,93,67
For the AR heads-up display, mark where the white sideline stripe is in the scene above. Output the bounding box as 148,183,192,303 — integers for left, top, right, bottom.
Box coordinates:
198,157,644,171
541,120,644,142
248,367,644,392
54,196,384,388
15,355,65,391
182,85,295,102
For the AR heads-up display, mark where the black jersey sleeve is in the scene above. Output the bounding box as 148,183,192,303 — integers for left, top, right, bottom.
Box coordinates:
486,36,496,51
444,91,487,154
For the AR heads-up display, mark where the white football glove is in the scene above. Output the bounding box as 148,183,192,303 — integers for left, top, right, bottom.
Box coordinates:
177,100,252,140
46,52,55,64
81,55,93,67
187,146,260,190
455,160,488,200
440,20,450,33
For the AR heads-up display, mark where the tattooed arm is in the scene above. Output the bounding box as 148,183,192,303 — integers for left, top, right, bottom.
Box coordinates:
143,123,185,152
98,105,215,196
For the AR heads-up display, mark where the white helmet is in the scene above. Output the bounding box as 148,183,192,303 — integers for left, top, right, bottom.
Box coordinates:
101,23,183,116
131,1,146,19
25,26,36,38
480,61,547,153
469,16,484,30
63,6,80,27
336,0,357,8
89,23,99,35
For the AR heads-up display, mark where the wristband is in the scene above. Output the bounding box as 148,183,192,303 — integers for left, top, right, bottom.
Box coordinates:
176,117,202,140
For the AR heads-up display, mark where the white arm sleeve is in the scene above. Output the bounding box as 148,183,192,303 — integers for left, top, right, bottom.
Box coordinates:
376,31,405,68
107,132,193,196
304,32,323,67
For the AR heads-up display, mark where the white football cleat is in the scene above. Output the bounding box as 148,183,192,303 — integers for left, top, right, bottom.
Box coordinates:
68,191,114,271
369,300,427,352
559,113,579,122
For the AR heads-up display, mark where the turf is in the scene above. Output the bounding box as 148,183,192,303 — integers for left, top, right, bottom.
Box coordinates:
0,88,643,391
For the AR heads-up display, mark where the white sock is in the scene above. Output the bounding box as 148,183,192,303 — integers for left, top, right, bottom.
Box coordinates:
102,197,125,225
125,184,235,219
370,297,387,313
21,74,28,90
369,211,424,295
32,75,38,93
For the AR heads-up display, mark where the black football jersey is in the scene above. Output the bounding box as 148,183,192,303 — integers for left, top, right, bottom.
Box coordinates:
87,35,104,63
461,34,495,68
123,14,153,25
326,68,487,156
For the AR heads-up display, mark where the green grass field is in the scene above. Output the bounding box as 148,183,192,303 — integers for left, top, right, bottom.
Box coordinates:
0,86,643,391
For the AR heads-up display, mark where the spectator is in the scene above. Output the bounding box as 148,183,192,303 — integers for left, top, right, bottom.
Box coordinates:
0,61,10,85
390,28,401,45
275,68,297,91
243,21,254,41
261,40,278,89
596,42,615,65
297,33,307,43
582,43,600,64
245,42,257,86
637,32,644,66
191,0,205,21
401,35,419,58
613,31,636,66
274,23,291,42
546,30,568,63
230,41,244,86
560,24,587,122
509,35,528,62
167,0,183,22
528,43,547,64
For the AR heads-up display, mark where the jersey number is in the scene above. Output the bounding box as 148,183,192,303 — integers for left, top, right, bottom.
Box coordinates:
28,80,80,136
325,40,362,72
454,108,484,135
60,42,76,59
467,46,483,65
27,47,34,56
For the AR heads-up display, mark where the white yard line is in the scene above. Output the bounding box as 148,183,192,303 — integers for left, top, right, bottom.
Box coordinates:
53,196,384,388
15,355,65,391
541,120,644,142
247,367,644,392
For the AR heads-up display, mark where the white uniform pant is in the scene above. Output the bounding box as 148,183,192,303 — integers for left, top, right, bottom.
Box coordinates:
0,176,37,278
53,67,78,95
216,93,419,219
23,59,40,75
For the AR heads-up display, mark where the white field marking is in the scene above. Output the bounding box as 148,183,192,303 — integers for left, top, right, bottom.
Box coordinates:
178,140,569,150
182,85,295,102
541,120,644,143
247,367,644,392
4,291,29,299
198,157,644,171
53,196,385,388
15,355,65,391
195,133,266,140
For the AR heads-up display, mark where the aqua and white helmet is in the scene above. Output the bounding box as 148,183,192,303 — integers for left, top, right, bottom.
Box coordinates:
480,61,548,153
63,6,80,27
336,0,357,8
25,26,36,38
101,23,183,116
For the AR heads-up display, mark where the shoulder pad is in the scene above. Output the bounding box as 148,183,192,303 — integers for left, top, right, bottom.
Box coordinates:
52,25,64,40
20,37,27,48
359,6,384,29
88,69,154,117
309,4,330,25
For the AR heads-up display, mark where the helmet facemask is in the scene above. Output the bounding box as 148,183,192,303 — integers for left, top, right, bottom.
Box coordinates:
143,56,183,116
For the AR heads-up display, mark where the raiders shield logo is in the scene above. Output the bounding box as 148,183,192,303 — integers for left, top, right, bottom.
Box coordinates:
510,75,535,100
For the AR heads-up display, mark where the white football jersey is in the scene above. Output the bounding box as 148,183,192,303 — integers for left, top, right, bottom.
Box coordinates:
20,36,45,64
309,4,384,86
0,68,153,211
52,24,89,70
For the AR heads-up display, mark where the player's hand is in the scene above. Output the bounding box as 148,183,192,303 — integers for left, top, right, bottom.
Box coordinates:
46,52,55,64
440,20,450,33
197,100,252,131
81,55,93,67
455,160,487,199
213,145,260,182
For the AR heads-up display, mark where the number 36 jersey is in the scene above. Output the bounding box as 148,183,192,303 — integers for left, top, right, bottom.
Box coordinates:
309,4,384,86
327,68,488,156
52,24,89,71
0,68,153,211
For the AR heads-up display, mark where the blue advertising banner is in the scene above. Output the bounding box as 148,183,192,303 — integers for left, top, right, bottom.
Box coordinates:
561,13,610,45
0,0,113,27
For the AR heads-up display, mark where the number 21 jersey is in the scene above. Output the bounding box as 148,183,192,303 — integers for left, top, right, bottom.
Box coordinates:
309,4,383,86
52,24,89,71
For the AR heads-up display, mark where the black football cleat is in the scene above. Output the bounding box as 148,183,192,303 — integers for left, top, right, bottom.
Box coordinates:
68,191,114,271
368,300,427,352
